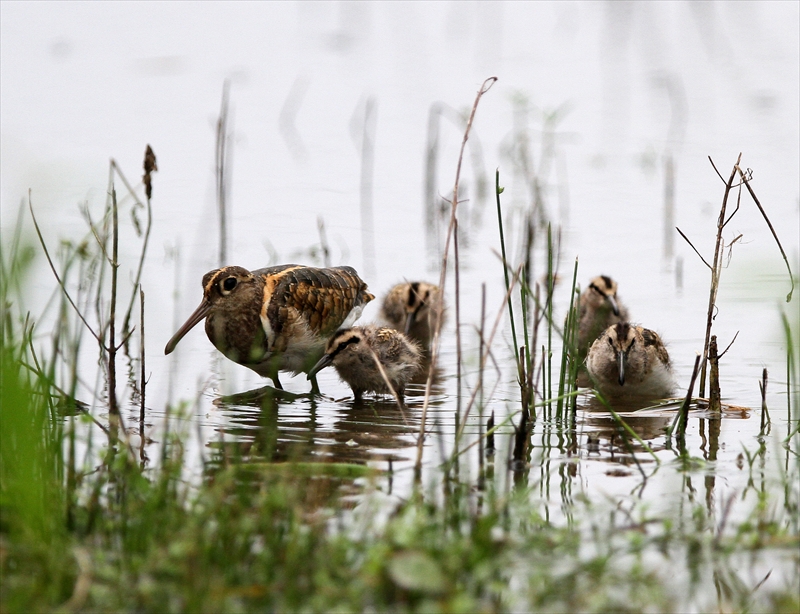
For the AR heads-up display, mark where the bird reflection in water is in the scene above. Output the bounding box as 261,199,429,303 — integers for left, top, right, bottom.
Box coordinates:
580,394,674,464
205,373,446,483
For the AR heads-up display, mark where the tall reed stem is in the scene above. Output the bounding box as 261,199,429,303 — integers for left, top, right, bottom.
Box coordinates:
108,188,119,434
495,170,520,372
697,154,740,397
415,77,497,474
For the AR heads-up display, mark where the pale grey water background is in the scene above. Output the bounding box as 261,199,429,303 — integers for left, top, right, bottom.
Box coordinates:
2,1,799,543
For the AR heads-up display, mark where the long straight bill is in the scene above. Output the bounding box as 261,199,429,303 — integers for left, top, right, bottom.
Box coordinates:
164,300,211,354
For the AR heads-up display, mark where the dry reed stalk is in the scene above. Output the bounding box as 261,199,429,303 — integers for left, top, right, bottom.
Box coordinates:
118,145,155,339
415,77,497,475
139,286,147,466
139,286,146,425
453,221,462,434
734,166,794,303
680,154,794,399
107,188,120,433
687,154,740,398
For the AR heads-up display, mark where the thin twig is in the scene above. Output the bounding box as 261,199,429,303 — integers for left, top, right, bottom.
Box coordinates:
718,330,739,359
708,156,726,183
735,165,795,303
367,346,408,425
676,227,712,270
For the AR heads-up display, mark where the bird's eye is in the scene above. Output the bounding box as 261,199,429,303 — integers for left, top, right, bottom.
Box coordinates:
607,337,614,346
222,277,237,293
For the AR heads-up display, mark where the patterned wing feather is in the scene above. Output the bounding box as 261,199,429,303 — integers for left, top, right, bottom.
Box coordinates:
266,266,373,337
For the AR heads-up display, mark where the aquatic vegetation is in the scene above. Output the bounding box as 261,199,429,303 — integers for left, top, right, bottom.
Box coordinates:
1,98,798,614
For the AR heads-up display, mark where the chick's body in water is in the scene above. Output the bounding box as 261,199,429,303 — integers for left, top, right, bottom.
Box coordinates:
586,322,674,402
577,275,629,360
308,325,422,403
379,281,443,349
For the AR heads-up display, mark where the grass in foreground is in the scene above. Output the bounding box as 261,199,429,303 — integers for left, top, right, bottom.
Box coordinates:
1,292,798,612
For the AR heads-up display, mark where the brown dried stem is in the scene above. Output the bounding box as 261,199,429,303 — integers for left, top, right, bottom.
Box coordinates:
116,149,155,338
697,154,741,397
415,77,497,474
139,287,146,425
734,165,795,303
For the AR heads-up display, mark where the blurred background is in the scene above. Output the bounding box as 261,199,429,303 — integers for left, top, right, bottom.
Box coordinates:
2,0,798,411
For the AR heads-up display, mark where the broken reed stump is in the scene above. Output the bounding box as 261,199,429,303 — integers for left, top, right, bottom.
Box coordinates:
485,411,495,459
709,335,721,413
759,367,771,434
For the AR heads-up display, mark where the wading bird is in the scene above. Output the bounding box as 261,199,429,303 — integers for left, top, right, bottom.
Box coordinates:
164,264,374,392
577,275,629,360
379,281,443,349
586,322,674,401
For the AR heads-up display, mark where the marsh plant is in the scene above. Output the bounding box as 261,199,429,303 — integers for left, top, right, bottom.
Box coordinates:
1,99,798,612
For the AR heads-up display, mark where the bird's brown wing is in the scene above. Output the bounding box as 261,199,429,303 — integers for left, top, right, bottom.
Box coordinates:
265,266,374,338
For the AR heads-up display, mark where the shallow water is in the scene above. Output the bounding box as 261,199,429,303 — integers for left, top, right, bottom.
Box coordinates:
2,1,799,584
